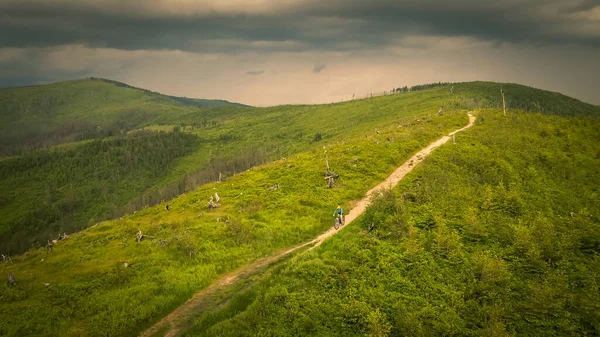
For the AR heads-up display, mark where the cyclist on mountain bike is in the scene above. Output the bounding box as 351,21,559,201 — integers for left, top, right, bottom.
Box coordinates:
333,205,344,226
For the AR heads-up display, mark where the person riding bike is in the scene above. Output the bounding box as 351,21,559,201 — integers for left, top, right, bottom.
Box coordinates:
333,205,344,226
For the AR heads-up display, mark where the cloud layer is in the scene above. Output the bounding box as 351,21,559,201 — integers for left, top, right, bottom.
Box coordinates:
2,0,599,51
0,0,599,105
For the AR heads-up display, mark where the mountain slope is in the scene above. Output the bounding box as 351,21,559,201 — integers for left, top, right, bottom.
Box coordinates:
1,80,598,255
182,110,600,337
0,102,468,337
0,81,462,255
451,81,600,117
0,78,246,155
0,81,598,337
87,77,249,108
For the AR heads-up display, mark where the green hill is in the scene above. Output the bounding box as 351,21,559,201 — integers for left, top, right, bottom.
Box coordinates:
0,106,468,337
87,77,249,109
0,78,246,156
0,79,473,255
184,110,600,337
0,80,598,336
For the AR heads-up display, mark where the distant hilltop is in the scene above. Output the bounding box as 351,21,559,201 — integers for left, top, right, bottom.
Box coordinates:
87,77,250,108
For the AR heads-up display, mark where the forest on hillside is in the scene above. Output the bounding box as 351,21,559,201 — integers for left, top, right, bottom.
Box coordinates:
0,130,199,254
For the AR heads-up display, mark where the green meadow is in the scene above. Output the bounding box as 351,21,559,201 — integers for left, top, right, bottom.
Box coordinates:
182,110,600,337
0,103,467,336
1,79,598,337
1,80,467,254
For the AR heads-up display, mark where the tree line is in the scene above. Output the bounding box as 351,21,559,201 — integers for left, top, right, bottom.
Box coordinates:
0,130,199,254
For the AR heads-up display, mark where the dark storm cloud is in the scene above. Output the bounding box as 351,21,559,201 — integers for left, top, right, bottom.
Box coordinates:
297,0,600,47
1,0,598,52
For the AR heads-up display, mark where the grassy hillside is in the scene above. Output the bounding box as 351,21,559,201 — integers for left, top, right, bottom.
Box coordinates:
0,78,244,155
183,110,600,337
0,103,468,337
1,80,598,336
1,80,598,254
451,81,600,117
0,81,468,255
87,77,249,108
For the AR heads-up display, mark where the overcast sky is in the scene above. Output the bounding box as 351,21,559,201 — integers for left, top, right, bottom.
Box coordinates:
1,0,599,106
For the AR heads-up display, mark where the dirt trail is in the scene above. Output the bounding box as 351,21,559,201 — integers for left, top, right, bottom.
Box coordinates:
140,113,476,337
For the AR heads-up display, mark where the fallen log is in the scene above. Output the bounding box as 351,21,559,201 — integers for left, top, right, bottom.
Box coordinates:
136,230,155,243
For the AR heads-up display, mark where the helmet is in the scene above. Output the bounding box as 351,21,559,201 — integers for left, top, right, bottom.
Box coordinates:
337,205,341,208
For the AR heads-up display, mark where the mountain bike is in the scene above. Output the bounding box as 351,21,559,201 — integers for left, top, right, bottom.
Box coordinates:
334,214,345,230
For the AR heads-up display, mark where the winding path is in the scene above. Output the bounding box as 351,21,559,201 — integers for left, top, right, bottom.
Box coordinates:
140,113,476,337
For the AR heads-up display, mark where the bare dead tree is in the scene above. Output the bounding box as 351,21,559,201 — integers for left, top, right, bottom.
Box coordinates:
324,170,339,188
450,86,454,95
324,151,339,188
1,254,12,264
501,85,507,116
7,272,16,287
46,240,53,253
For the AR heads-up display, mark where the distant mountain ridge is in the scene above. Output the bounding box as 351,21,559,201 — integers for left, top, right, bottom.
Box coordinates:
87,77,249,108
0,77,250,156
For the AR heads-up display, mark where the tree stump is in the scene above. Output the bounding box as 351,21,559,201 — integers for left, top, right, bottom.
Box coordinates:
208,196,221,209
7,272,16,287
325,176,335,188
